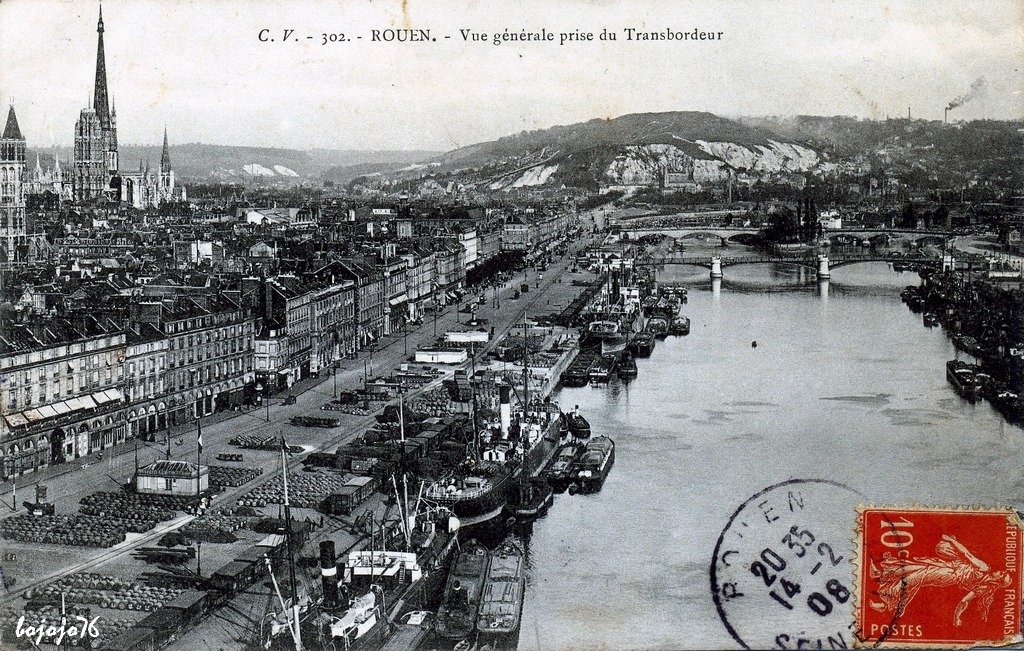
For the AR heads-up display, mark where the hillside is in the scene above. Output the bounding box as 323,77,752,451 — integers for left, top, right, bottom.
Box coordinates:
354,111,822,192
26,144,436,183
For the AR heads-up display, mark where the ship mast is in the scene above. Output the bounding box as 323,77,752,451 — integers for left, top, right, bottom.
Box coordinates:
280,436,302,650
470,342,480,460
521,312,530,479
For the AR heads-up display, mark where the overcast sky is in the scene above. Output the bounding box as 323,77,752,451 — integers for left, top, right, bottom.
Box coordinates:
1,0,1021,151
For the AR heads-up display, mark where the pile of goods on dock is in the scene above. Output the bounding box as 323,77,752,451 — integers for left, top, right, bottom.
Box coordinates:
181,513,250,543
229,434,279,450
208,465,263,487
237,471,350,509
322,400,370,415
86,490,197,513
1,514,127,547
408,389,457,417
80,492,176,523
25,573,184,612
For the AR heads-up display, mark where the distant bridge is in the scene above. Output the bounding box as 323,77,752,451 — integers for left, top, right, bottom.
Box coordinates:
623,225,953,244
635,253,940,279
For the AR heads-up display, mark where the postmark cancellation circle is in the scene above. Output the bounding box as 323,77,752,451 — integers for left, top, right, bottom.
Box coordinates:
711,478,862,650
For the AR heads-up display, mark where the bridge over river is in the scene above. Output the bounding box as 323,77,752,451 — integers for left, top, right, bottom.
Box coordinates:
636,252,940,279
623,225,953,246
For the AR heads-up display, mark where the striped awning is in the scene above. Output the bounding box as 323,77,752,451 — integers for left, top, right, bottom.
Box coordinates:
2,388,122,429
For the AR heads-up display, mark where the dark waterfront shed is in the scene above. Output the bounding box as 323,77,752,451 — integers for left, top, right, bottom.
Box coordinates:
164,589,208,626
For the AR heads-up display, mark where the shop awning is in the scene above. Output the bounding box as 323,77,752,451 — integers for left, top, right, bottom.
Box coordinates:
388,293,408,307
4,413,28,427
94,388,123,405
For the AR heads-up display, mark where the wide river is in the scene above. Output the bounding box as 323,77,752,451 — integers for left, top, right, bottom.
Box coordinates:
517,253,1022,650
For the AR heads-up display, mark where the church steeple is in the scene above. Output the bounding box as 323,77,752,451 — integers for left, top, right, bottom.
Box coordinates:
161,127,171,174
2,105,23,140
93,5,111,128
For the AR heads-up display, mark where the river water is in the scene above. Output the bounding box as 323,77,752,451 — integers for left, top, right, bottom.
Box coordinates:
518,252,1022,650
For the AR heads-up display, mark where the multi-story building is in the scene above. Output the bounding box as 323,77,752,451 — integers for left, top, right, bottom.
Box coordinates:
135,292,254,425
382,256,408,335
434,242,466,297
458,228,479,270
477,227,502,266
307,279,355,375
401,247,436,320
502,215,534,252
254,327,289,392
1,318,128,478
264,276,313,384
123,323,168,440
330,260,385,347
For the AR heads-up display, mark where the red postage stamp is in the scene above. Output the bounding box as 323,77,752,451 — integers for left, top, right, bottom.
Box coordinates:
856,507,1024,648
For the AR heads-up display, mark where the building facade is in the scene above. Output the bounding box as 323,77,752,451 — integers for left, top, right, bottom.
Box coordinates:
1,320,127,478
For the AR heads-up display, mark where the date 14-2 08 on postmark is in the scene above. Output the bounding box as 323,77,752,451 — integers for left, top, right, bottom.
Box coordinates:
856,506,1024,648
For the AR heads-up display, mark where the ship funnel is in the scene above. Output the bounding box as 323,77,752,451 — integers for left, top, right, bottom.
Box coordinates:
319,540,339,609
500,385,511,437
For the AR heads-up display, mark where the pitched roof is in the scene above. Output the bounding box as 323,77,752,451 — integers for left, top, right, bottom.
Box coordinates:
3,105,23,140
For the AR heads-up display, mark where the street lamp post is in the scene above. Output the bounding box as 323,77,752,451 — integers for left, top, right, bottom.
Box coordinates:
256,383,269,422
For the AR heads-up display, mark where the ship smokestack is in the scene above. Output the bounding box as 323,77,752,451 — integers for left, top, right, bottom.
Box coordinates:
500,385,511,437
320,540,339,609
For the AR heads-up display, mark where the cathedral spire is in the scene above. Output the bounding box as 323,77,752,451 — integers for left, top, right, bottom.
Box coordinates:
2,105,23,140
161,126,171,174
93,5,111,127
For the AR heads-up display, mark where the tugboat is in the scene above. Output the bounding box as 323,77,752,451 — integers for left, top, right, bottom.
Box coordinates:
424,460,514,530
564,406,591,439
617,353,638,380
476,537,526,642
669,316,690,336
631,332,655,358
568,436,615,494
583,318,620,349
435,541,490,641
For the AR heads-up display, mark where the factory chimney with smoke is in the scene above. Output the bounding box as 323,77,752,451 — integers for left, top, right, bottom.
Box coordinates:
945,76,987,124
